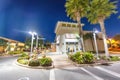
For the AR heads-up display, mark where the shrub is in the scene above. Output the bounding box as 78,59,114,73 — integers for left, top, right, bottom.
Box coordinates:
76,56,84,64
39,57,52,66
110,56,120,61
70,52,81,61
99,55,107,60
8,51,23,55
31,54,38,59
69,52,84,64
28,59,40,66
19,52,30,60
83,52,94,63
17,59,28,65
20,52,28,57
69,52,94,64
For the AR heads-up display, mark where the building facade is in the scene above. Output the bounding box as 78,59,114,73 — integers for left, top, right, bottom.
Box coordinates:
55,21,84,53
55,21,104,53
0,37,25,53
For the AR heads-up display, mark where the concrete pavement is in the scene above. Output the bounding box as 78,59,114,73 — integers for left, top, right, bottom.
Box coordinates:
0,53,120,80
49,54,75,68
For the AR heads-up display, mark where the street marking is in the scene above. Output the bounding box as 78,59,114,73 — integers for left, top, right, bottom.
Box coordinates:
50,69,55,80
81,68,104,80
95,66,120,78
18,77,29,80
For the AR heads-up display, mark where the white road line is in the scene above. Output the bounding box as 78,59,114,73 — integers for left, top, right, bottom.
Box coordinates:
50,69,55,80
81,68,104,80
95,66,120,78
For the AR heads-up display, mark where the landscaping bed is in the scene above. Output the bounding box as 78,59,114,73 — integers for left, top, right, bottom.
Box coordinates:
68,52,120,67
17,53,54,69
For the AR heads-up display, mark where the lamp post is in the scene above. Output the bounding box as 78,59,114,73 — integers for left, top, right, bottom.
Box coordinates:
29,31,37,54
93,29,99,59
36,35,45,49
36,34,38,48
40,38,45,48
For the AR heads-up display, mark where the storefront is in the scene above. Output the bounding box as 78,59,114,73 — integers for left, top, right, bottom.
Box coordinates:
55,21,83,53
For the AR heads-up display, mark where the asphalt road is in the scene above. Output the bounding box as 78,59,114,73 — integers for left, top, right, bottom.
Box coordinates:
0,56,120,80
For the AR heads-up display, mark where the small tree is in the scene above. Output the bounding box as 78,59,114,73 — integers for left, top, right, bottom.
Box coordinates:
113,34,120,41
0,39,8,53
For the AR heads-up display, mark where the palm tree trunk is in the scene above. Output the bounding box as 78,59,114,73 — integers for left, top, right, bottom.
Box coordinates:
99,19,109,58
76,12,85,52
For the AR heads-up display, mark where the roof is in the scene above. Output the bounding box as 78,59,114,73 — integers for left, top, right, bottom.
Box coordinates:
0,36,24,44
55,21,84,35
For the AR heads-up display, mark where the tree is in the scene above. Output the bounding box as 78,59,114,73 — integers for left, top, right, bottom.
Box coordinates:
113,34,120,41
118,16,120,19
25,36,44,49
87,0,117,58
65,0,89,52
0,39,8,53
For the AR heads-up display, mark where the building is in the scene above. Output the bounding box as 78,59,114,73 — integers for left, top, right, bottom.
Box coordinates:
0,36,25,53
55,21,104,53
55,21,84,53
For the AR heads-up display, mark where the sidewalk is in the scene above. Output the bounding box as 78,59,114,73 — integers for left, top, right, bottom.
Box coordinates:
49,54,75,68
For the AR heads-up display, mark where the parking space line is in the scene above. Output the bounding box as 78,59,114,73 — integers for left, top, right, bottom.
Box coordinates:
50,69,55,80
95,66,120,78
81,67,104,80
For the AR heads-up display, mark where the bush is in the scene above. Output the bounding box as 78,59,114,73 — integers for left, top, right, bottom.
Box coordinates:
17,59,28,65
69,52,94,64
8,51,23,55
28,59,40,66
69,52,84,64
110,56,120,61
83,52,94,63
19,52,30,60
99,55,107,60
39,57,52,66
69,52,81,61
20,52,28,57
76,56,84,64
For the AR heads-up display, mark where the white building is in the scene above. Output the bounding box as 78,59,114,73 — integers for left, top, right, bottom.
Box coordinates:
55,21,105,54
55,21,84,53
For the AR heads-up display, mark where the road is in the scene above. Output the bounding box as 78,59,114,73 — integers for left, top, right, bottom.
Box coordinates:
0,55,120,80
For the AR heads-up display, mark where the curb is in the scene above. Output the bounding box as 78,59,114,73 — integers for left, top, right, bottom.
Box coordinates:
0,54,20,58
68,58,119,67
15,60,54,69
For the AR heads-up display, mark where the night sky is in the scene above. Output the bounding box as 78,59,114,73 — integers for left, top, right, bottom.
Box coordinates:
0,0,120,42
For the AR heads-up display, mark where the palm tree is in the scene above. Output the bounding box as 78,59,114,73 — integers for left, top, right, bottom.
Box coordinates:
118,15,120,19
87,0,117,58
65,0,89,52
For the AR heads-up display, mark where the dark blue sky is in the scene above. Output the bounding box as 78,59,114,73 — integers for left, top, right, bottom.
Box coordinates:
0,0,120,42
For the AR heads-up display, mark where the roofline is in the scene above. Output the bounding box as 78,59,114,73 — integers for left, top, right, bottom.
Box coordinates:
54,21,84,33
0,36,24,44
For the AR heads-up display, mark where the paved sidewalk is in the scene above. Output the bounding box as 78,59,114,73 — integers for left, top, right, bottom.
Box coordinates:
49,54,75,68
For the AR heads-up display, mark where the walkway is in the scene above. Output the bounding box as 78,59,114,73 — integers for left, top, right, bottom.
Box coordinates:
49,53,75,68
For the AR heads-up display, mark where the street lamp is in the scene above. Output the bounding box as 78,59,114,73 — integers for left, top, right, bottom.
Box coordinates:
93,28,99,59
39,38,45,48
29,31,37,54
36,34,45,49
36,34,38,48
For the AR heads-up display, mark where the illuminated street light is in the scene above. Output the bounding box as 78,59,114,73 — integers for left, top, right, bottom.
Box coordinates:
36,34,38,48
29,31,37,54
93,28,99,60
